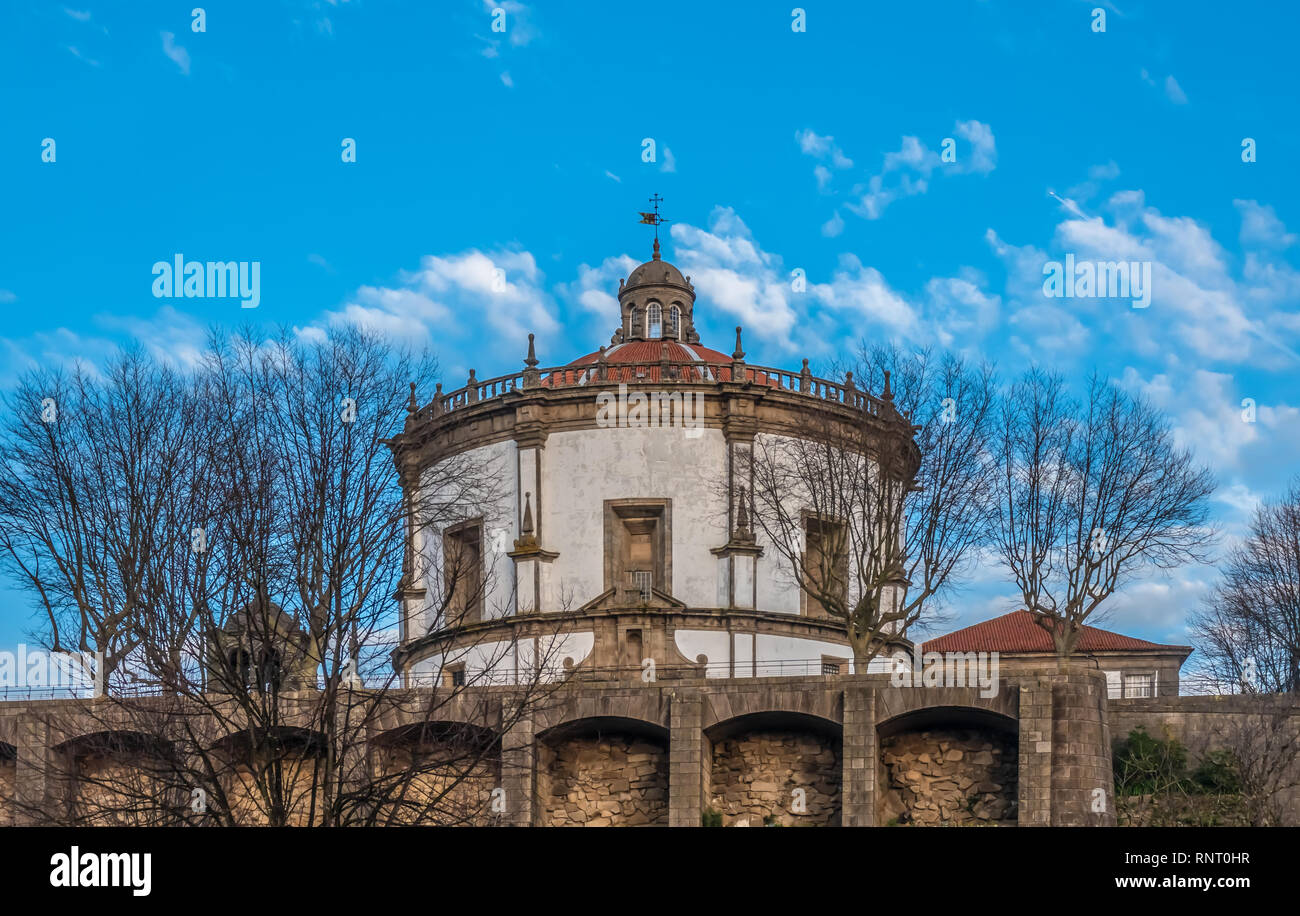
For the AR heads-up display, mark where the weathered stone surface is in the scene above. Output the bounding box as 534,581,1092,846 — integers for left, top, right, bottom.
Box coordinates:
879,728,1018,827
708,729,841,826
539,735,668,826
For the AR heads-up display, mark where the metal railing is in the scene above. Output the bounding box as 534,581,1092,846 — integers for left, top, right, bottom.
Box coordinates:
409,358,890,425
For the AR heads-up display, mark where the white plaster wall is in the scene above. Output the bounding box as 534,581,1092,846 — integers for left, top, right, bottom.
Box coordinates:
541,424,729,609
414,438,518,636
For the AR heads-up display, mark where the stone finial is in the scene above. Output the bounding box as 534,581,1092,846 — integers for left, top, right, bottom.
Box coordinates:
432,382,444,416
800,358,811,393
407,381,417,415
882,369,894,401
467,369,479,404
522,334,541,388
652,237,661,261
521,491,535,538
732,326,745,360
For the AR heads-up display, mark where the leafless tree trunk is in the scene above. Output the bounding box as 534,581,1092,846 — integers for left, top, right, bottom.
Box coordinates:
1,327,571,826
1190,479,1300,694
992,370,1216,658
745,344,999,667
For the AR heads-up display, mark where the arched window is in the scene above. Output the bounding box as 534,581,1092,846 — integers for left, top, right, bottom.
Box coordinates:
669,305,681,339
626,307,639,339
647,302,663,338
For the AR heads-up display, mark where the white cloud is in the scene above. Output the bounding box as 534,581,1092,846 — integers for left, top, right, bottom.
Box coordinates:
161,31,190,75
1164,75,1189,105
479,0,538,49
499,71,513,88
66,45,101,67
844,120,996,220
795,129,853,169
660,147,676,173
314,248,562,367
1235,199,1296,249
989,189,1300,370
821,210,844,238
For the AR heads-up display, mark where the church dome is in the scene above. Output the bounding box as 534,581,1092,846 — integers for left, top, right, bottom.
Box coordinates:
625,256,690,292
615,240,700,344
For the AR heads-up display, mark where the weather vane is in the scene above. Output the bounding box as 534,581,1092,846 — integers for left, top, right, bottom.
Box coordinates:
638,193,670,259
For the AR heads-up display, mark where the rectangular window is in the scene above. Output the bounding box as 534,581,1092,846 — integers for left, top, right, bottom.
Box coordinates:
604,501,672,604
1123,673,1154,698
444,520,484,624
444,665,466,688
803,516,848,618
821,662,841,676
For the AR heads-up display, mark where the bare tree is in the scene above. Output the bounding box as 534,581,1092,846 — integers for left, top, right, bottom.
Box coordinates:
992,370,1216,658
745,344,999,666
2,327,572,826
0,350,209,686
1190,479,1300,694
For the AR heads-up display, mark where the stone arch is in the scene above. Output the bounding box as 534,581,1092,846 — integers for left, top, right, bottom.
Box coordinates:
536,692,670,736
53,729,180,826
365,692,488,738
536,715,669,826
209,725,328,826
704,710,842,826
369,720,502,825
876,705,1019,827
700,687,843,732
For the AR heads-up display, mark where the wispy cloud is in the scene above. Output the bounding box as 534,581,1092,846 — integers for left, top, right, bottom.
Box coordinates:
843,119,996,220
1164,74,1189,105
160,31,190,76
66,45,101,67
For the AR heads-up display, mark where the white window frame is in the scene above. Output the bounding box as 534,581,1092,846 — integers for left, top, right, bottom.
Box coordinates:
647,302,663,338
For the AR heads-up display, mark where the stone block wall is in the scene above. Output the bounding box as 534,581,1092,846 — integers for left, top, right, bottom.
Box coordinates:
375,743,501,826
0,756,14,827
708,729,841,826
878,728,1017,825
537,734,668,826
1048,672,1116,826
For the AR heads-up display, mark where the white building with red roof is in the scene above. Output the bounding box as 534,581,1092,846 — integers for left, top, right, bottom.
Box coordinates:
922,610,1194,697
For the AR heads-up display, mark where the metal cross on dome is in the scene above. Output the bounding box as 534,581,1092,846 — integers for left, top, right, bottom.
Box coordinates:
638,194,670,258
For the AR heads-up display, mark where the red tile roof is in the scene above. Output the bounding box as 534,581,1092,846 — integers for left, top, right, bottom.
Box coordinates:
921,610,1190,654
546,340,788,387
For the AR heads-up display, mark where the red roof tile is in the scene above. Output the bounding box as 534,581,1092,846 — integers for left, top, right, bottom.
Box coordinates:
921,610,1190,654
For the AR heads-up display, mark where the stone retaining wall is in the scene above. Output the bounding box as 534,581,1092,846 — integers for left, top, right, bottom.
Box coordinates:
708,729,841,826
538,734,668,826
879,728,1017,826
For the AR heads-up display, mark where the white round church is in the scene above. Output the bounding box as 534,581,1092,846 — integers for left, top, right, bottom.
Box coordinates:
389,238,917,687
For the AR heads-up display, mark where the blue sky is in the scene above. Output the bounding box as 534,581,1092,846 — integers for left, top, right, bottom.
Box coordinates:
1,1,1298,655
